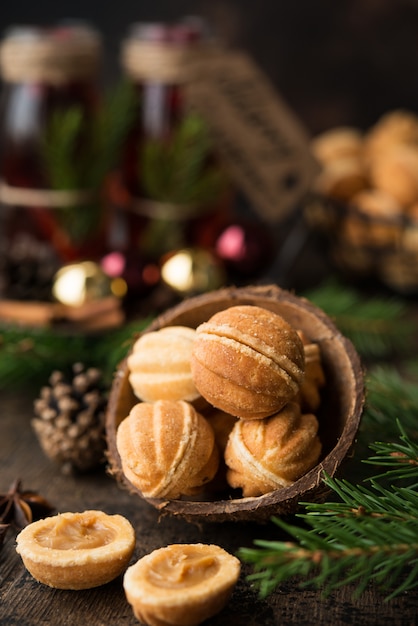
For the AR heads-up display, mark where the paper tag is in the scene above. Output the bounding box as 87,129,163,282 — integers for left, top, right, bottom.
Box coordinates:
187,51,320,223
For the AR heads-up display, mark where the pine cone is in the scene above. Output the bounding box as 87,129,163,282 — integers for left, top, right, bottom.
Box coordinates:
1,234,57,301
32,363,108,474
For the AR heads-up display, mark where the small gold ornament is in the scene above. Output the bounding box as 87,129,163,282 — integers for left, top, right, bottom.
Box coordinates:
52,261,113,306
160,248,225,296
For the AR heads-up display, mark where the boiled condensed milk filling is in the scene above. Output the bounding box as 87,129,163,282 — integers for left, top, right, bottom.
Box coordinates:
145,545,220,589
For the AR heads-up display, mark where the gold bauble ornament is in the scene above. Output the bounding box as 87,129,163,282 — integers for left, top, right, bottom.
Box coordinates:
160,248,225,296
52,261,115,306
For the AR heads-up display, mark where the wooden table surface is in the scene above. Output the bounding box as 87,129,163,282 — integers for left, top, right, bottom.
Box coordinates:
1,389,417,626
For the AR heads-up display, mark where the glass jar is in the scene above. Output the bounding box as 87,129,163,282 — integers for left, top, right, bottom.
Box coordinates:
118,18,232,260
0,23,103,300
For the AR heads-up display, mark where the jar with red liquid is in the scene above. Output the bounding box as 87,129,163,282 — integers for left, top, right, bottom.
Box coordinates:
118,18,233,261
0,23,103,300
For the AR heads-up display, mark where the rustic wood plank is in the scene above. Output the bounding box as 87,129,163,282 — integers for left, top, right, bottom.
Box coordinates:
1,390,416,625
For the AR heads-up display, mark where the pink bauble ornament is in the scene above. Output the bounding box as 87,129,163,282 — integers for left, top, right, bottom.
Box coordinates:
101,250,160,299
214,217,275,279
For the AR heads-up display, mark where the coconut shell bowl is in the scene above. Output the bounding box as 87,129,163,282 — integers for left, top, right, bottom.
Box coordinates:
106,284,364,523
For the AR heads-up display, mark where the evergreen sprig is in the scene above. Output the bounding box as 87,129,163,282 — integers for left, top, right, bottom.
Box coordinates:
303,279,412,359
141,112,226,205
343,364,418,484
41,81,135,244
361,365,418,444
238,425,418,601
0,327,88,389
364,421,418,485
0,318,147,391
138,112,227,256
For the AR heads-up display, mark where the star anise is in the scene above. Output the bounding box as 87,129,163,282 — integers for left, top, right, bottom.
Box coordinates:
0,478,55,529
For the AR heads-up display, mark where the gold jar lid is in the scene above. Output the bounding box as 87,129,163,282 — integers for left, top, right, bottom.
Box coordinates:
0,23,101,84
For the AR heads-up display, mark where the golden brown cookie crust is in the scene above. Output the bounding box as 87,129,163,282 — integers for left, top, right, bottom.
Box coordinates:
116,400,219,499
191,305,305,419
123,543,241,626
128,326,201,403
16,510,135,589
225,402,322,496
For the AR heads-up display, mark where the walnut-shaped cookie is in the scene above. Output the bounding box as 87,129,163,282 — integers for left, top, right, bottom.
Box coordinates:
369,145,418,208
225,402,322,497
312,156,368,203
127,326,201,404
116,400,219,499
205,408,238,453
364,109,418,162
123,543,241,626
311,126,364,164
204,408,238,493
344,189,403,248
191,305,305,419
296,331,326,413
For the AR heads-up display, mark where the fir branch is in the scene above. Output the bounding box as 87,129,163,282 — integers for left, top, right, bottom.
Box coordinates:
141,113,226,205
238,427,418,601
348,364,418,484
0,328,89,390
42,108,84,190
40,81,136,244
87,80,137,189
0,318,148,391
43,80,135,192
361,365,418,444
303,279,412,359
364,420,418,485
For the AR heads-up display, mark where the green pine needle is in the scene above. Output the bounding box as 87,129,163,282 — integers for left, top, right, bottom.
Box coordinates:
364,420,418,485
141,112,226,205
238,425,418,601
40,80,136,244
0,327,88,389
0,317,148,391
88,80,137,189
347,364,418,483
42,107,84,189
361,365,418,443
303,279,412,359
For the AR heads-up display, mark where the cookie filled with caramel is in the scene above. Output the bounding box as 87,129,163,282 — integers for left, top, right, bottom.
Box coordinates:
123,543,240,626
116,399,219,499
191,305,305,419
106,284,364,522
127,326,201,404
16,510,135,589
225,402,322,497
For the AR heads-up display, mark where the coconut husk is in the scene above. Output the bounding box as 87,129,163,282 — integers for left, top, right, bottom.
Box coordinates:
106,284,364,523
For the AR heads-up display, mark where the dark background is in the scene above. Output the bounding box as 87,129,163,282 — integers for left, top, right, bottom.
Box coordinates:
2,0,418,136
